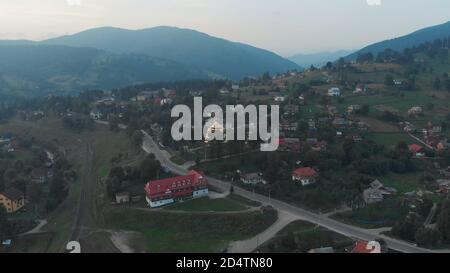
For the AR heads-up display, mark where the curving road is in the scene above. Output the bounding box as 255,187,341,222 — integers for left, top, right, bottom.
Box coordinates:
141,130,447,253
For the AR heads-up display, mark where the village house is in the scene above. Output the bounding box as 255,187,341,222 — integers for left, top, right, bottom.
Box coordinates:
394,79,404,86
409,144,425,157
436,179,450,194
283,104,299,116
274,96,286,103
219,88,230,95
328,87,341,97
292,167,318,186
363,180,397,204
115,192,130,204
133,91,158,102
317,117,330,127
280,121,298,132
144,170,209,208
400,121,417,133
31,168,52,184
327,105,339,116
278,138,302,152
408,106,423,117
350,241,376,253
299,94,306,105
0,188,25,214
89,110,102,120
332,117,348,129
354,85,366,94
363,188,384,204
241,173,267,185
356,121,369,131
308,119,317,130
347,105,361,114
311,140,328,152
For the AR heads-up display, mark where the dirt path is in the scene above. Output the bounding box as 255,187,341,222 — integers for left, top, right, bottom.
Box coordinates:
70,142,94,242
20,219,48,235
227,211,301,253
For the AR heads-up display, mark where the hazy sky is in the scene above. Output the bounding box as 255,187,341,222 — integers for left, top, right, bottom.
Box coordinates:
0,0,449,56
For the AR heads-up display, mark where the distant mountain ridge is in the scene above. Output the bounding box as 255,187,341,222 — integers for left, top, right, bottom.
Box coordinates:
41,26,300,80
347,21,450,59
0,45,210,98
0,26,300,98
289,50,354,68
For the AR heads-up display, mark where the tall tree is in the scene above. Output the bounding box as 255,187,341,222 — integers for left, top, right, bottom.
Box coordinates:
0,206,10,241
438,200,450,241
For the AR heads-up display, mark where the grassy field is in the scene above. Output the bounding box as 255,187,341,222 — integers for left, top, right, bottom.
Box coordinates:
103,206,278,253
368,132,419,148
0,233,54,253
332,198,409,229
165,197,248,212
379,172,424,194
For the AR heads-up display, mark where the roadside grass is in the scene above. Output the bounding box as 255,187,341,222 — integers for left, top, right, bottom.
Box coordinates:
79,231,120,253
170,155,186,165
0,232,54,253
103,206,278,253
228,194,262,207
194,152,262,177
256,220,354,253
379,172,423,194
331,198,408,229
164,197,247,212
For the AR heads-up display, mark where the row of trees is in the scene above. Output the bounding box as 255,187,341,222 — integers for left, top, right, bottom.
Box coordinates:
106,154,161,199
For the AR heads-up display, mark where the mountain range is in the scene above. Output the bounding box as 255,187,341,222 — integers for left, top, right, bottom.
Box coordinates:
0,26,299,98
347,21,450,60
1,21,449,99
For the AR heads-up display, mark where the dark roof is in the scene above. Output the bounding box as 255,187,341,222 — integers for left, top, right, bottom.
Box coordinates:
1,187,24,201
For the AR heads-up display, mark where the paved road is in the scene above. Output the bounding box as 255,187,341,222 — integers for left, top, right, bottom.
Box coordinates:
141,130,448,253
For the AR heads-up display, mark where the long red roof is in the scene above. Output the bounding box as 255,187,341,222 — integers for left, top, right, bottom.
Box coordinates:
144,170,207,199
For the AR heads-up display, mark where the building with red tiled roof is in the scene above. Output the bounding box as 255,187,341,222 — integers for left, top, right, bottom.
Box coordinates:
351,241,381,254
409,144,425,156
144,170,209,208
292,167,318,186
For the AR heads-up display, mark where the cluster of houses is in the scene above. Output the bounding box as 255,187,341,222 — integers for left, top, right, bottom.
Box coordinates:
130,88,176,105
422,122,448,152
0,136,19,153
400,119,448,153
0,146,56,214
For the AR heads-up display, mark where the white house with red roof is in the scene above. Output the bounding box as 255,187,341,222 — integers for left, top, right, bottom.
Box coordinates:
292,167,318,186
144,171,209,208
409,144,425,157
